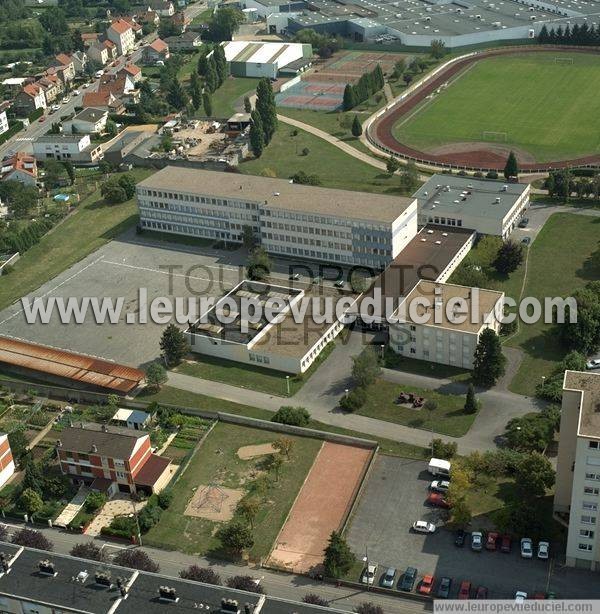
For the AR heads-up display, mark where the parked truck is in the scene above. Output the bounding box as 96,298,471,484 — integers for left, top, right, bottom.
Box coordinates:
428,458,451,477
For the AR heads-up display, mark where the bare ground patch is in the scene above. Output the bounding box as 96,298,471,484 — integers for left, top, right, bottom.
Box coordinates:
426,141,537,164
237,443,277,460
184,484,245,522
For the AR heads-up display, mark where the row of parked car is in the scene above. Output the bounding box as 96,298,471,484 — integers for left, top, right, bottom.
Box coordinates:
455,529,550,560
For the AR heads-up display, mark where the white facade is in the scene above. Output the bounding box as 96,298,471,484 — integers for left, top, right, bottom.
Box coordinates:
0,110,8,136
33,134,104,164
63,108,108,135
107,22,136,56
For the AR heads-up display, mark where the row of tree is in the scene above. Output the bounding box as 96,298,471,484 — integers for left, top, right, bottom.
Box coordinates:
249,78,278,157
544,168,600,201
342,64,385,111
538,23,600,46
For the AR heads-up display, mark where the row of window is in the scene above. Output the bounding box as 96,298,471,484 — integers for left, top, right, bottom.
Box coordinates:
141,220,228,239
142,190,258,210
141,200,257,221
265,207,389,231
265,232,350,251
262,220,352,240
249,353,270,364
426,216,464,227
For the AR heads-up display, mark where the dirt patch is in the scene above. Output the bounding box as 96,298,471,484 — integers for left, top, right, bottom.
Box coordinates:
184,484,245,522
237,443,277,460
426,141,537,165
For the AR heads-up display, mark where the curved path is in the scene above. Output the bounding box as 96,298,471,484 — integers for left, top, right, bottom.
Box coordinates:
363,45,600,172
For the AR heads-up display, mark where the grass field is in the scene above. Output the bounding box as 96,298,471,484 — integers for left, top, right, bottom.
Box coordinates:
144,422,322,559
203,76,260,119
394,52,600,162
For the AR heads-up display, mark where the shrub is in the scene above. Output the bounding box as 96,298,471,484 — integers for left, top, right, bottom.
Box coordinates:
84,491,106,513
70,542,106,561
11,528,53,551
303,594,329,606
113,549,159,572
179,565,221,585
271,406,310,427
138,504,162,532
226,575,264,594
431,438,457,459
339,387,367,411
157,489,174,509
486,171,499,179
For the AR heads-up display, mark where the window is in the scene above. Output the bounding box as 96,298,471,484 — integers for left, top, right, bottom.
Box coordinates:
590,441,600,449
578,543,593,552
580,515,595,524
583,502,598,511
586,472,600,481
584,486,600,496
580,529,595,538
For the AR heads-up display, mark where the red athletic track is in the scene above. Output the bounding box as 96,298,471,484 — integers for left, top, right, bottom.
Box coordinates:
370,46,600,172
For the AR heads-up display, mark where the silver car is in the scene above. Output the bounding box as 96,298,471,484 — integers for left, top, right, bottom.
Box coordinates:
380,567,396,588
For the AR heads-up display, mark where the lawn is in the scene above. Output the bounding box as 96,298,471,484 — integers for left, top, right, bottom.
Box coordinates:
241,126,411,194
206,76,261,119
503,213,600,395
143,421,322,560
394,52,600,162
355,379,476,437
0,168,155,311
384,350,472,383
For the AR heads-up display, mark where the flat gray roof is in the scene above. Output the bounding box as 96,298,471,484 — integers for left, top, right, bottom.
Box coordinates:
137,167,415,224
71,107,107,122
564,370,600,439
414,174,528,221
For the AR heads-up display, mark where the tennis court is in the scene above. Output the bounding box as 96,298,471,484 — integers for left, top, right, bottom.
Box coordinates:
275,80,346,110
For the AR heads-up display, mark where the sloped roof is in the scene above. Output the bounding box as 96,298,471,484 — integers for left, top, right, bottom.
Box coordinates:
82,90,116,107
55,53,72,66
0,152,37,179
121,63,141,76
148,38,168,52
57,422,147,458
109,18,133,35
134,454,170,486
21,83,43,98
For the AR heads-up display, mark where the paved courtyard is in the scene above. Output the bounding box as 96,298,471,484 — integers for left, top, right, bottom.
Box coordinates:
345,454,600,599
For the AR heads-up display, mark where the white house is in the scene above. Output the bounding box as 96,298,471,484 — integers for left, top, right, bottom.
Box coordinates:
0,434,15,490
33,134,104,164
0,104,9,136
112,408,152,430
63,107,109,135
0,152,38,186
107,19,136,56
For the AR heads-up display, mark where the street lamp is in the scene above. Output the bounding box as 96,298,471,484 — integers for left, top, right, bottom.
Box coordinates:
380,344,385,360
344,388,349,398
362,546,370,592
285,375,290,396
129,499,142,546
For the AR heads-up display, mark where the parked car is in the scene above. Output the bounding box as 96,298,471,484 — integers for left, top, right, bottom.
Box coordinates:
522,237,531,245
430,479,450,493
361,563,378,585
520,537,533,558
471,531,483,551
417,575,435,595
400,567,418,592
515,591,528,603
537,541,550,560
586,359,600,370
82,82,89,88
485,531,499,551
380,567,396,589
454,529,466,547
334,279,345,288
518,217,529,228
73,89,80,96
62,96,70,103
475,586,489,599
50,104,60,112
412,520,436,534
533,592,547,599
458,581,471,599
500,534,512,553
427,492,451,508
38,116,45,122
437,577,452,599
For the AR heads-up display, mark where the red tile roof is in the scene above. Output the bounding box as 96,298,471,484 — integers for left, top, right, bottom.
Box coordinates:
148,38,168,52
121,63,141,76
22,83,43,98
134,454,171,487
1,152,37,179
82,91,115,107
55,53,72,66
110,18,133,35
104,40,116,49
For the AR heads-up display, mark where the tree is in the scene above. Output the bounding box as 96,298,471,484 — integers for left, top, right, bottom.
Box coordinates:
207,7,245,41
247,246,271,280
114,549,159,572
237,497,260,528
226,575,264,594
515,452,555,498
271,406,310,427
249,110,264,158
342,84,356,111
504,151,519,179
351,346,381,388
19,488,43,515
204,56,218,93
197,53,209,76
386,155,400,175
43,159,67,188
62,160,75,185
505,413,556,453
189,71,202,111
323,531,355,577
430,39,446,59
559,281,600,354
159,323,189,366
450,497,472,527
431,438,457,459
464,383,479,414
213,44,228,86
256,78,277,143
266,453,283,481
8,429,28,462
84,491,106,513
167,79,187,110
355,604,383,614
243,96,252,112
180,565,221,585
493,240,524,274
399,160,419,192
202,92,212,117
339,386,367,412
273,436,294,459
70,542,106,561
145,362,167,390
22,461,43,495
351,114,362,137
391,58,405,79
472,328,506,387
11,528,53,551
101,184,127,205
303,594,329,606
217,521,254,553
403,73,413,85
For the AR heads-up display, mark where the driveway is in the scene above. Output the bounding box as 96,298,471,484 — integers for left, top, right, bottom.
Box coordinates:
85,494,147,537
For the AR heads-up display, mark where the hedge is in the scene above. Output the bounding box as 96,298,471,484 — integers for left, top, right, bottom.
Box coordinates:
28,107,44,123
0,121,24,145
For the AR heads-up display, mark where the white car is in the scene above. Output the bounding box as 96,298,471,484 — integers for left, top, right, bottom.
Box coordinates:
430,480,450,493
537,540,549,560
412,520,436,534
471,531,483,551
73,89,80,96
586,359,600,370
82,82,89,88
361,563,378,585
50,104,61,112
61,96,70,104
515,591,528,603
520,537,533,558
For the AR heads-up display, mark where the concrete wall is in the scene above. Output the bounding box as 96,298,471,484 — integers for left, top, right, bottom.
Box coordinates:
0,252,20,275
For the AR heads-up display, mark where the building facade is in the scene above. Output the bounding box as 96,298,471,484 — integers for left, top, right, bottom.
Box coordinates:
0,434,15,490
13,83,46,116
554,371,600,569
63,108,109,135
136,167,417,269
0,152,38,185
0,108,8,136
33,134,104,164
107,20,136,56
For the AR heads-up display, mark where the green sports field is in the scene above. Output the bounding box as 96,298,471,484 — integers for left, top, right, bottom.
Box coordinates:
393,52,600,162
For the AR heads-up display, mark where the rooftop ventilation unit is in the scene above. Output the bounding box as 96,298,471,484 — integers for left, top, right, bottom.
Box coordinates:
159,586,179,603
427,229,434,234
74,570,89,584
435,240,442,245
38,560,56,576
95,571,112,587
495,197,501,203
221,599,240,613
420,238,427,242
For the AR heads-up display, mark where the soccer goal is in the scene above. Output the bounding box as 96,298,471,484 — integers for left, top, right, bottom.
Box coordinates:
482,131,508,142
554,57,574,64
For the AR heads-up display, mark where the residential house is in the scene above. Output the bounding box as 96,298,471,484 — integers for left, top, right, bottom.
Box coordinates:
147,0,175,17
82,90,125,114
13,83,46,116
164,30,202,50
87,40,118,65
0,102,9,136
118,63,142,84
143,38,170,63
107,19,136,56
98,73,139,105
56,422,172,495
63,107,109,135
52,54,76,84
0,152,38,186
0,434,14,490
81,32,100,48
70,50,88,76
121,15,143,37
1,77,32,96
136,9,160,27
32,134,104,165
112,408,152,431
171,10,190,32
37,74,62,103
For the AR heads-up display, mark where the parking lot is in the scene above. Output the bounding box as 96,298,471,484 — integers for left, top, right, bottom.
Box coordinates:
346,455,600,599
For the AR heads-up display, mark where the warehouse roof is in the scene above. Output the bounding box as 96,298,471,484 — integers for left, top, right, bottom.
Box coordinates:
564,370,600,440
137,167,415,223
0,336,144,393
414,174,529,221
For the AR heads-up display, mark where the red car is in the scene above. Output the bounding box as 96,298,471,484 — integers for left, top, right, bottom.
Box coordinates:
418,575,435,595
426,492,451,509
532,592,546,599
38,116,46,122
486,532,499,551
458,581,471,600
500,534,512,553
476,586,489,599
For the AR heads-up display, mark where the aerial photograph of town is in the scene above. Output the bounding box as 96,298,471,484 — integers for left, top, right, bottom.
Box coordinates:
0,0,599,611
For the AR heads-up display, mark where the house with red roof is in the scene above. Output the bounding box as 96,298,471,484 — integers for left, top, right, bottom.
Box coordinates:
143,38,170,64
0,152,38,186
87,40,117,66
37,74,62,103
52,54,76,83
82,90,125,114
118,63,142,84
13,83,46,116
107,18,136,55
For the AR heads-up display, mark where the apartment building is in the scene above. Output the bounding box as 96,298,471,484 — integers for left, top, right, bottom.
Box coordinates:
554,371,600,569
107,19,136,56
136,167,417,269
32,134,104,164
414,174,530,239
13,83,46,116
0,104,9,136
0,433,15,489
57,422,172,495
389,280,504,369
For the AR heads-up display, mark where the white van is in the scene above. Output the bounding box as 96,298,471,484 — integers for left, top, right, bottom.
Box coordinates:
428,458,451,477
95,70,103,79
